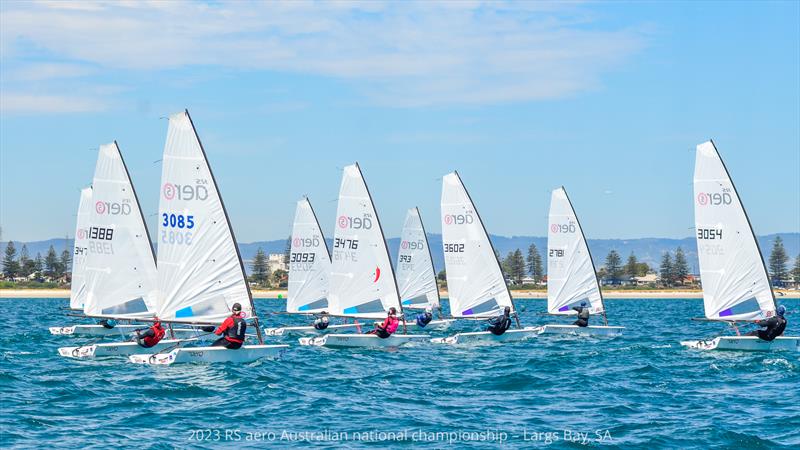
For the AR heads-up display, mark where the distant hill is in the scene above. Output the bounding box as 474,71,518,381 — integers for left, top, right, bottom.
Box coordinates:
3,233,797,275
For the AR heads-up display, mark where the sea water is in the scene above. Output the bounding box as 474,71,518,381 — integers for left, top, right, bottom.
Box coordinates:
1,298,798,449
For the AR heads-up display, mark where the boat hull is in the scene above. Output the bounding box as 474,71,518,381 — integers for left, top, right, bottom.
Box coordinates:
430,327,541,345
58,339,191,359
680,336,800,352
264,323,362,336
405,319,456,331
49,324,142,336
128,345,290,364
298,334,429,348
537,324,624,336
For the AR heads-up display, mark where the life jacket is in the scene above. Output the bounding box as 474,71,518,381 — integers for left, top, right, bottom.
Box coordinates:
99,319,116,329
488,315,510,335
764,316,787,341
578,308,590,320
225,315,246,342
142,323,166,347
385,316,400,334
416,313,432,327
314,319,329,330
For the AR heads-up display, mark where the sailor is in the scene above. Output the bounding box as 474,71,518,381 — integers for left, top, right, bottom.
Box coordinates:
313,312,330,331
746,305,787,342
97,319,117,329
367,307,400,338
211,303,247,349
572,302,590,327
133,318,166,348
416,307,433,328
486,306,512,335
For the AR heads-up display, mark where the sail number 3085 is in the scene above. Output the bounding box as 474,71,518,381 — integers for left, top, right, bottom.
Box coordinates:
162,213,195,229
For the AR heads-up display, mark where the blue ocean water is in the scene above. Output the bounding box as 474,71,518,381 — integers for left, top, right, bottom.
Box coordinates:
1,297,798,449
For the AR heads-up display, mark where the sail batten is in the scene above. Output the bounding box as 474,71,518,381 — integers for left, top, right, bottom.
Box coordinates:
155,111,252,323
327,164,400,319
287,198,331,313
396,208,440,310
82,143,158,318
547,187,604,315
693,140,775,321
441,172,513,318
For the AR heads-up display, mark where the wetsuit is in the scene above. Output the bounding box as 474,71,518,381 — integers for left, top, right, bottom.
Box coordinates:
135,323,166,348
746,316,787,342
572,306,590,327
313,318,329,330
416,312,433,328
487,314,511,335
212,314,246,349
98,319,117,329
368,316,399,338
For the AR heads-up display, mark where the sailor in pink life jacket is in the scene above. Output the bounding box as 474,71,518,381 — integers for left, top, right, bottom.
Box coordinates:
367,307,399,339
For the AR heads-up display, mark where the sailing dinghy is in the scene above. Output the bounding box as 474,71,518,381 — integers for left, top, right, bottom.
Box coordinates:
129,110,287,364
430,172,539,345
264,198,362,336
298,164,427,348
59,142,187,357
396,207,455,331
680,141,798,352
538,187,624,337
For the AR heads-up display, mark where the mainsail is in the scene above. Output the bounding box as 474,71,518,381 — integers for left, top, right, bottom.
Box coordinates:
82,142,158,317
397,207,440,310
69,187,93,310
547,187,604,315
287,198,331,313
328,163,400,319
694,140,775,321
441,172,513,318
155,110,253,323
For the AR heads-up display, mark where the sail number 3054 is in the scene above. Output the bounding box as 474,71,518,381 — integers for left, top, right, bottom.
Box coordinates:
697,228,722,240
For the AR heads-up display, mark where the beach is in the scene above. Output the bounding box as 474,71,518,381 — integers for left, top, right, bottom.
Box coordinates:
3,288,797,299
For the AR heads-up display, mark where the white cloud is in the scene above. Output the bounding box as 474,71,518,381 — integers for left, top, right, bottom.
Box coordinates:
0,93,106,114
0,1,646,107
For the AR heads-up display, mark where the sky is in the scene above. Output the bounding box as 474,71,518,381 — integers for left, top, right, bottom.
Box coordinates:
1,1,798,243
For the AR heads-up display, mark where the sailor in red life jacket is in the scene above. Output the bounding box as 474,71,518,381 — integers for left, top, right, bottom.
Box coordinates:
212,302,247,349
133,318,166,348
367,307,400,339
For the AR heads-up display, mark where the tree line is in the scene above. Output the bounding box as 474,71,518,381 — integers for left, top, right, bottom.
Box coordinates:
2,242,72,282
248,247,288,289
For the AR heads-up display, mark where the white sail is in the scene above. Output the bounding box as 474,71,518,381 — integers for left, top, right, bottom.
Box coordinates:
441,172,513,318
69,187,93,310
82,142,158,317
547,187,604,315
694,140,775,321
155,110,252,323
328,163,400,319
287,198,331,313
397,207,440,310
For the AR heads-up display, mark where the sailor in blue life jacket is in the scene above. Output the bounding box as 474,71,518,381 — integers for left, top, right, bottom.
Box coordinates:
98,319,117,329
486,306,512,335
416,307,433,328
746,305,787,342
211,303,247,349
313,312,330,331
572,302,590,327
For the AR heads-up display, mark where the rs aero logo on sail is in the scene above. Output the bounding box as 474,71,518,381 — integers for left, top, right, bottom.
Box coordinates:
444,212,474,225
95,199,131,215
162,179,210,201
697,190,733,206
551,220,577,233
338,214,373,229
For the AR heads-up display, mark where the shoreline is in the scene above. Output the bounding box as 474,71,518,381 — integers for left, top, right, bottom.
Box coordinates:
2,289,798,299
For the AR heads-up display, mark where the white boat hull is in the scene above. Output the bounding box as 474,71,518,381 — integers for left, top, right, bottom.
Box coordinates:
264,323,362,336
58,339,191,359
405,319,457,331
680,336,800,352
430,327,541,345
298,333,429,348
128,345,290,365
49,324,141,336
537,324,624,336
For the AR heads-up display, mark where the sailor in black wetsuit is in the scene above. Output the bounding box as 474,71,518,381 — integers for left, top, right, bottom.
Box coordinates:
313,312,330,331
211,303,246,349
572,302,590,327
98,319,117,329
416,307,433,328
486,306,512,335
746,305,787,342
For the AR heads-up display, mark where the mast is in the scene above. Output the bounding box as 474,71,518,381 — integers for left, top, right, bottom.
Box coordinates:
356,163,407,333
454,171,521,328
708,140,777,308
561,186,608,326
185,110,264,344
416,206,443,319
